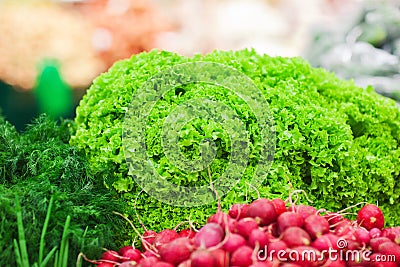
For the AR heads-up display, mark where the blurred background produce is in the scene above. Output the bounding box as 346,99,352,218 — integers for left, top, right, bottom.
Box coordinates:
305,0,400,102
4,0,398,129
0,0,169,129
153,0,359,56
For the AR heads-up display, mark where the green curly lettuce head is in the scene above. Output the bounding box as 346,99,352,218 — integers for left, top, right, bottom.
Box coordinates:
71,49,400,240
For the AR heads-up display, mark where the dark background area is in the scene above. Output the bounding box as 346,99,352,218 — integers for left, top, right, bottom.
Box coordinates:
0,81,86,131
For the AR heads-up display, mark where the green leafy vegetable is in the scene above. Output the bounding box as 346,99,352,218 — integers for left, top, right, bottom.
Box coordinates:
0,114,127,266
71,49,400,239
13,196,63,267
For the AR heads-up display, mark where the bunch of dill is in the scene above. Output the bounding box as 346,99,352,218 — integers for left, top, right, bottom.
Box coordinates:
0,114,127,266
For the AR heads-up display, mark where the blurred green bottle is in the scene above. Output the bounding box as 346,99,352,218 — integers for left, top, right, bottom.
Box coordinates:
34,59,73,119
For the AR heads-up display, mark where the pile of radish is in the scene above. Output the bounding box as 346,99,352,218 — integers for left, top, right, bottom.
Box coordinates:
83,197,400,267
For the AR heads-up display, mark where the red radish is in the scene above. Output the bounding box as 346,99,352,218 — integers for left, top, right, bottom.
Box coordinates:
249,262,272,267
153,229,180,249
277,212,304,232
373,263,398,267
271,198,287,215
373,262,398,267
369,228,382,238
356,204,385,230
372,261,398,267
345,255,368,267
142,250,155,258
282,226,311,247
288,246,323,266
382,227,400,244
119,261,137,267
265,231,275,241
210,248,229,267
209,216,237,233
370,237,392,252
230,245,254,267
247,198,278,226
208,212,229,227
345,240,360,250
290,205,317,220
334,219,353,237
263,256,281,266
229,204,249,219
142,230,157,250
354,227,371,245
122,248,142,262
86,198,400,267
248,228,269,248
159,237,193,265
251,263,271,267
154,262,174,267
322,259,346,267
179,229,196,239
222,233,247,253
154,261,175,267
269,222,280,237
177,260,191,267
377,241,400,260
138,256,159,267
118,246,133,256
324,212,345,225
191,249,216,267
304,214,330,239
227,218,238,232
311,233,340,251
101,250,120,263
235,218,259,238
142,230,157,243
267,240,288,255
194,223,224,248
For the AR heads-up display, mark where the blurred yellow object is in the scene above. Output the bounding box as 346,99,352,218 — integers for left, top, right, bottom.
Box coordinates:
0,1,105,90
0,0,169,90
